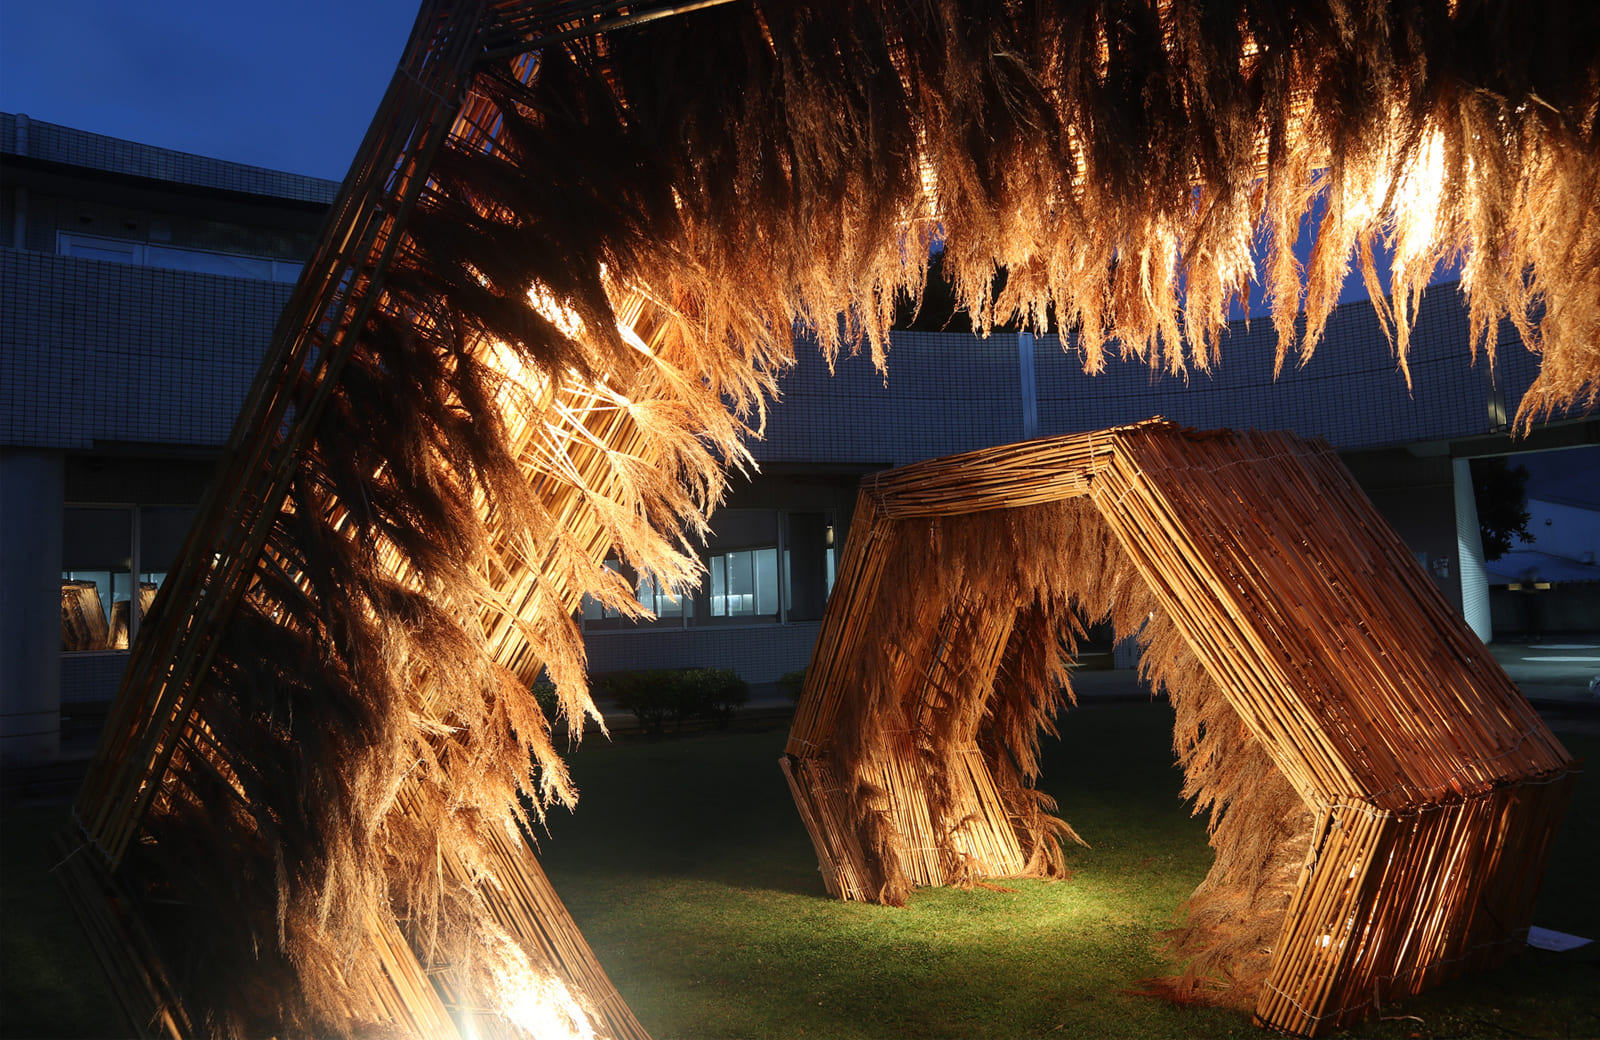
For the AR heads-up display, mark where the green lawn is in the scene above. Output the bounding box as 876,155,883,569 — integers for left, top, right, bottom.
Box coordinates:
4,701,1596,1039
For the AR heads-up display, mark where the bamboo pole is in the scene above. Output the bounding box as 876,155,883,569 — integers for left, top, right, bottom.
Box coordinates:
76,0,500,866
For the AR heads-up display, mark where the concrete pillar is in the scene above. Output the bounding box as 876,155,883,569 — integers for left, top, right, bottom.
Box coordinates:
1017,331,1039,439
1,448,63,765
1453,457,1493,643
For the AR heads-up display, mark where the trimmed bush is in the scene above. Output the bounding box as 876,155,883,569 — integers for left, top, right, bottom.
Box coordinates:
599,668,749,733
777,669,806,703
683,667,749,729
602,669,676,734
530,679,560,719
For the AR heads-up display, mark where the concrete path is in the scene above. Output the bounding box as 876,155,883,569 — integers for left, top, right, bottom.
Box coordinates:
1486,636,1600,704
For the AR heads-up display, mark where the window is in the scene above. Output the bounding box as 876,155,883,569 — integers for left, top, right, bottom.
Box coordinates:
61,505,193,652
58,231,303,283
782,512,835,622
708,547,779,618
577,507,838,631
581,565,688,629
638,572,688,619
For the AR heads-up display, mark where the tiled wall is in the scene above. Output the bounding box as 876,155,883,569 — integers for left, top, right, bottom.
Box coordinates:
59,653,127,708
757,285,1540,469
587,621,823,685
1,251,289,449
725,288,1546,684
758,331,1026,467
5,191,1567,698
1036,290,1543,448
9,115,1578,716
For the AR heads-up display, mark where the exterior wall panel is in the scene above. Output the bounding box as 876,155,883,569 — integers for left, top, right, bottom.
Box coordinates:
588,621,823,686
1,251,288,449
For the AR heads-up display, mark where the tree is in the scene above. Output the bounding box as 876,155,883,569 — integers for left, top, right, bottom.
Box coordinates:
1470,457,1535,561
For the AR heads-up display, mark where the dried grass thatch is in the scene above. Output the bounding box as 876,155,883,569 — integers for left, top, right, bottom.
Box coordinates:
784,420,1576,1037
108,584,158,651
62,0,1598,1036
467,0,1600,421
465,0,1600,417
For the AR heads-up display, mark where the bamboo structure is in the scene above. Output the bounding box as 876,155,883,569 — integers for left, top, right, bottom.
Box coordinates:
108,584,159,651
61,5,742,1037
58,0,1597,1036
61,580,110,652
783,419,1576,1037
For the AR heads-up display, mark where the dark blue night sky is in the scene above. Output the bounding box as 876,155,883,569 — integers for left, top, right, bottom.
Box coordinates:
0,0,409,182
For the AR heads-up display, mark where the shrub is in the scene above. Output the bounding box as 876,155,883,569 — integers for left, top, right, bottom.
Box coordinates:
777,669,807,703
601,669,678,734
599,667,748,733
530,679,561,720
682,668,749,729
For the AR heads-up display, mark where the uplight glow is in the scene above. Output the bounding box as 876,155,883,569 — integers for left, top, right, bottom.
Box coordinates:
493,965,598,1040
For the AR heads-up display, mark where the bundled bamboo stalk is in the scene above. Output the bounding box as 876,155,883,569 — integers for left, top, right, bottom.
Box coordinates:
48,833,191,1039
108,584,159,651
786,419,1575,1038
60,580,110,652
66,4,716,1033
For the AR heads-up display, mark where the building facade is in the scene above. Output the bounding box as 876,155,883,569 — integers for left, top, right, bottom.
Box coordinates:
1,114,336,764
3,114,1594,765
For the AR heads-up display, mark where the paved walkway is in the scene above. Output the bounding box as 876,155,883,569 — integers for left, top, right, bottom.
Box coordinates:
1063,635,1600,707
1485,635,1600,703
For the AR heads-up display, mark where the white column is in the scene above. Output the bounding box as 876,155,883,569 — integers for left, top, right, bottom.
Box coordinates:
0,449,63,764
1453,457,1493,643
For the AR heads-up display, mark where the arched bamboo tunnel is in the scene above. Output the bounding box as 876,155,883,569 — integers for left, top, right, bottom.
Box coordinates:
783,419,1577,1037
57,0,1597,1035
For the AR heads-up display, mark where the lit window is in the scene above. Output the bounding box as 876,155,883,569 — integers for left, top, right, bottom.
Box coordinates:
708,547,779,617
581,562,686,627
577,507,839,632
638,572,687,618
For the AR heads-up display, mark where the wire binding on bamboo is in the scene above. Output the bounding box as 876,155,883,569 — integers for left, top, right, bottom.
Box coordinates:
784,419,1576,1038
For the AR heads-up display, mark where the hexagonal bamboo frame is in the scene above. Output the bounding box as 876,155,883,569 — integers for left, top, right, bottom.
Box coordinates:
783,419,1576,1037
